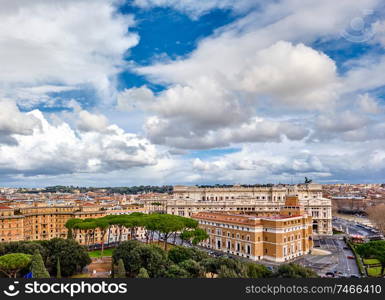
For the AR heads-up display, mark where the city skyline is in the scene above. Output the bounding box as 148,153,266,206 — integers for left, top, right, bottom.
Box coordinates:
1,181,385,189
1,0,385,187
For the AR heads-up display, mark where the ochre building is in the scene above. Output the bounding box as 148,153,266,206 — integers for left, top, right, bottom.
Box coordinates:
0,203,145,245
169,184,331,235
192,196,313,262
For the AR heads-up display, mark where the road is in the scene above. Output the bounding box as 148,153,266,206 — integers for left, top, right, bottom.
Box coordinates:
317,236,359,276
333,217,380,237
295,236,360,277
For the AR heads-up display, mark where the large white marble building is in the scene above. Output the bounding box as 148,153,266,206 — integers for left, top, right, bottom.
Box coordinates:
166,184,332,235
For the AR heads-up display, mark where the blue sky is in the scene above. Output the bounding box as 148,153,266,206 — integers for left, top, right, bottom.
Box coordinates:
1,0,385,187
115,6,238,92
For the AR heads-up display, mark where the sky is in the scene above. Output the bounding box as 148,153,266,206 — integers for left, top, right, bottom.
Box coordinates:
1,0,385,187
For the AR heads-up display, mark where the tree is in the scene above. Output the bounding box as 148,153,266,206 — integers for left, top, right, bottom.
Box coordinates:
200,257,248,278
123,214,145,241
30,249,50,278
179,228,208,246
142,214,162,244
65,219,83,240
156,215,186,250
180,230,194,246
168,246,209,264
95,219,110,257
216,257,247,277
0,239,90,278
356,241,385,275
39,238,91,277
245,263,272,278
0,253,31,278
116,259,126,278
137,267,150,278
164,264,190,278
366,204,385,235
73,221,97,249
201,258,221,278
0,241,46,258
218,265,241,278
56,257,62,279
273,263,318,278
190,228,209,245
111,258,115,278
178,259,204,278
108,216,128,245
113,240,169,277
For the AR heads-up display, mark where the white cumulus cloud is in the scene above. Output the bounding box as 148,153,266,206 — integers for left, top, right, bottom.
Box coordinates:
0,103,158,177
0,0,139,107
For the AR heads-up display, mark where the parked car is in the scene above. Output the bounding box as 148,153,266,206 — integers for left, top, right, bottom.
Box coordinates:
325,272,335,277
347,255,355,259
334,271,343,275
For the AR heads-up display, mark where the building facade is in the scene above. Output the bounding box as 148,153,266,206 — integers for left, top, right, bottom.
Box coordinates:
168,184,332,235
192,196,313,262
0,204,145,245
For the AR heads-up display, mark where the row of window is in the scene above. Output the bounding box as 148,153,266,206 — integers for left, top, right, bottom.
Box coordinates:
210,239,252,255
208,228,252,241
199,220,251,231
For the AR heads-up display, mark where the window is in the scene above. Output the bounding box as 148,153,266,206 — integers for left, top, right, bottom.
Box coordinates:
217,240,221,249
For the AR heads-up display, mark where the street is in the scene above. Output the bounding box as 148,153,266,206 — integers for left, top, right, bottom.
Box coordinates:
309,236,359,277
332,217,380,237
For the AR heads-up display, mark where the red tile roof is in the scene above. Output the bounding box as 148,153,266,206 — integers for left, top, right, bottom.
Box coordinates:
0,206,12,210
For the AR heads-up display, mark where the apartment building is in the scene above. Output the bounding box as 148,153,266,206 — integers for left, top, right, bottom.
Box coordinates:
0,206,24,242
192,196,313,262
0,203,145,245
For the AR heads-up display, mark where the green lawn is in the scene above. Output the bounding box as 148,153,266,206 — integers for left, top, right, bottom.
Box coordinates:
88,248,114,258
87,242,176,257
367,266,383,277
363,258,381,265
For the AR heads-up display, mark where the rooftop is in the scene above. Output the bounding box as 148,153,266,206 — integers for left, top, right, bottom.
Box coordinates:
192,211,302,225
0,205,12,210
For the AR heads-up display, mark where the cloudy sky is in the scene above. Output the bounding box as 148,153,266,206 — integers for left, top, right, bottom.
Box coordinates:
1,0,385,187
